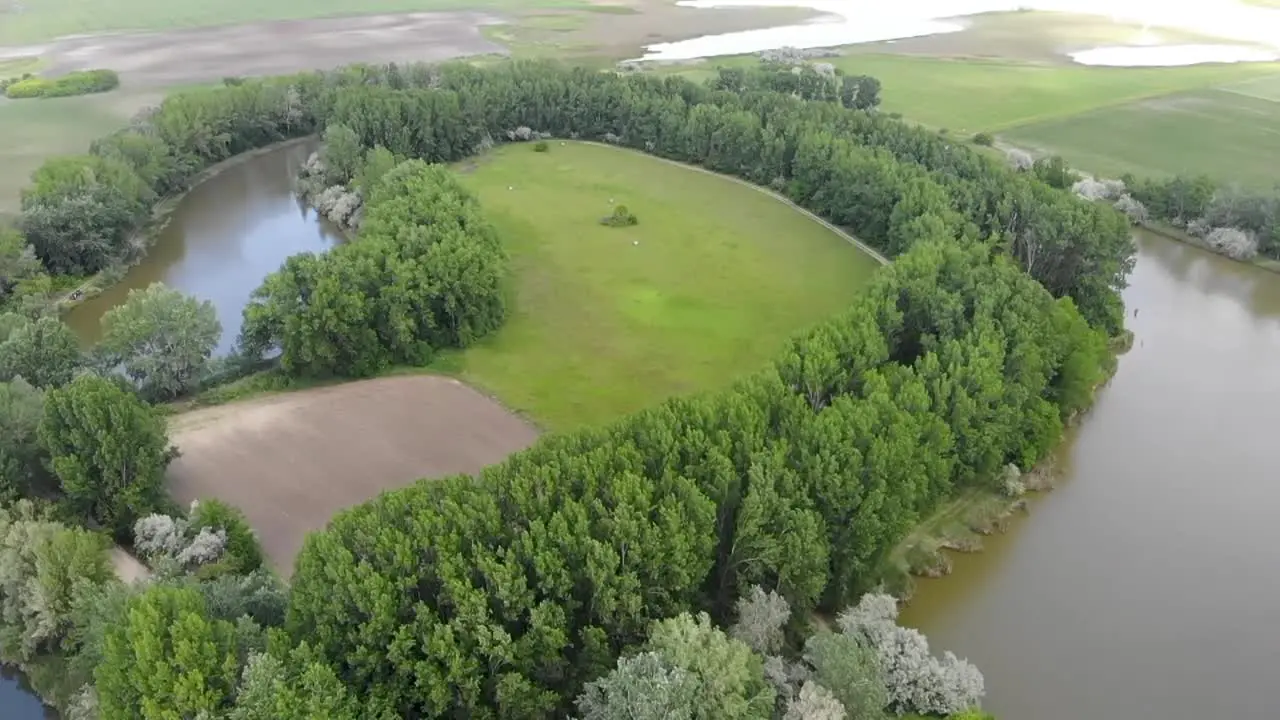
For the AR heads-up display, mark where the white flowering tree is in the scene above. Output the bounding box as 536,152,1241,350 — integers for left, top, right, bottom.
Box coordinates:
1005,148,1033,172
837,593,985,717
133,503,227,573
783,681,847,720
731,585,791,655
1205,227,1259,260
1113,195,1149,226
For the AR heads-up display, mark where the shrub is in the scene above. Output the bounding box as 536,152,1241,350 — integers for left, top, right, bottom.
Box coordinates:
971,132,994,147
4,69,119,99
189,498,264,574
601,204,638,227
534,140,550,152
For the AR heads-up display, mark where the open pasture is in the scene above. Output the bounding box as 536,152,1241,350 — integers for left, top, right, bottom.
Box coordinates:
1002,76,1280,186
166,375,538,572
447,141,880,430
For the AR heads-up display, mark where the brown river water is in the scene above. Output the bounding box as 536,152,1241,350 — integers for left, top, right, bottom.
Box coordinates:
63,140,342,351
18,144,1280,718
902,231,1280,719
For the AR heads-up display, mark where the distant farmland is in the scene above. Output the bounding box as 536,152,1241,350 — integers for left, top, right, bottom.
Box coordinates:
1003,75,1280,185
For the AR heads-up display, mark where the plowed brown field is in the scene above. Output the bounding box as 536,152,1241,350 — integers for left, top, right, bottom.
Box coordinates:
166,375,538,573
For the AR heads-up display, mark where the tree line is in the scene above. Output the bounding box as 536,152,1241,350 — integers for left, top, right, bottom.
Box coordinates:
0,57,1136,718
1122,173,1280,262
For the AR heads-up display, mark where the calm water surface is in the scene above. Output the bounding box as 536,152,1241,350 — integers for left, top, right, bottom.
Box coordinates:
2,665,56,719
638,0,1280,63
64,141,342,352
901,231,1280,719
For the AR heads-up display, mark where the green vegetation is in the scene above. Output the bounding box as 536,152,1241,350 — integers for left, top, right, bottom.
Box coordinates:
0,95,134,219
39,374,174,536
0,0,592,44
682,53,1280,133
0,56,1133,718
451,143,876,429
2,69,120,99
1004,80,1280,187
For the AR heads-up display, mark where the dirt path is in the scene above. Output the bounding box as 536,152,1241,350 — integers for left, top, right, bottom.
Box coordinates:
581,141,891,265
166,375,538,574
110,546,151,584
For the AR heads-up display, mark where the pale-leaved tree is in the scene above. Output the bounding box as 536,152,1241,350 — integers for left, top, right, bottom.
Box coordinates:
576,651,698,720
730,585,790,655
838,593,984,717
98,282,220,401
783,681,847,720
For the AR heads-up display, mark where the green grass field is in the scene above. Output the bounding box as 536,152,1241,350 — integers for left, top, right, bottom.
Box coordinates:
0,93,140,220
441,142,880,430
678,53,1280,135
0,0,593,44
1003,75,1280,185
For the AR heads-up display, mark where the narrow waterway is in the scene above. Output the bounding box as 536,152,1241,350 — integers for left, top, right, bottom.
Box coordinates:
64,140,342,351
901,231,1280,719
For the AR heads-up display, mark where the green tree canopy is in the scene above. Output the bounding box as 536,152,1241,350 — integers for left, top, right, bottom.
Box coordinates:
38,374,173,533
98,282,221,401
0,314,81,389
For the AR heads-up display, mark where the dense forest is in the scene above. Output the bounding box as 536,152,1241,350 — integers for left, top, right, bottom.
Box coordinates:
0,58,1134,719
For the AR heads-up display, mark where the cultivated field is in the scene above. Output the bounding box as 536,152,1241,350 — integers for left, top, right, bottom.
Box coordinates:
0,0,588,44
448,142,880,430
166,375,538,572
32,12,506,88
1003,76,1280,185
0,93,142,220
676,50,1280,135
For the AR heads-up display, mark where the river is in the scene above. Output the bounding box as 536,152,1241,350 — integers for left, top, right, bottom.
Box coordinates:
64,140,342,351
2,665,56,719
902,231,1280,719
27,62,1280,720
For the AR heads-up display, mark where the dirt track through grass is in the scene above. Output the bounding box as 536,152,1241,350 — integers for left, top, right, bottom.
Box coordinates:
166,375,538,573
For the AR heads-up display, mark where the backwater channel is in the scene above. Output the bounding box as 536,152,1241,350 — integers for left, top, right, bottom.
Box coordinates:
64,139,341,351
10,150,1280,717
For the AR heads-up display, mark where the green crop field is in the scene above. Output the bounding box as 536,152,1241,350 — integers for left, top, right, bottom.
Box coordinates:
444,142,880,430
1002,77,1280,186
677,53,1280,135
0,0,592,44
0,94,139,220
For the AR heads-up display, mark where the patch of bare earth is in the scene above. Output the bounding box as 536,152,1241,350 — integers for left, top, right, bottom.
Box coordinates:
166,376,538,574
38,12,508,88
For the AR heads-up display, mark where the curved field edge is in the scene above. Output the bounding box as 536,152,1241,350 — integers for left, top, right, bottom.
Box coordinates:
165,375,539,572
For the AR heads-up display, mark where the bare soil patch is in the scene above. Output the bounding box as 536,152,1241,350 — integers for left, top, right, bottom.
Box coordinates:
166,375,538,573
36,12,508,88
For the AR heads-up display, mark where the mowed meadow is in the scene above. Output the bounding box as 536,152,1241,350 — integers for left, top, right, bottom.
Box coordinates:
448,141,881,429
